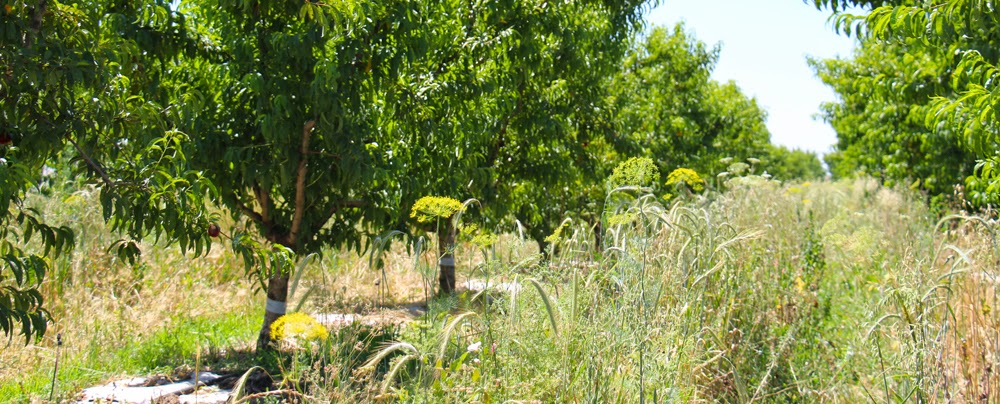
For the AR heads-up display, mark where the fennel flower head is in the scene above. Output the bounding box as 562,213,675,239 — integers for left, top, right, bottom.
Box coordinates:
270,312,329,343
607,157,660,190
666,168,705,192
410,196,463,223
462,223,499,248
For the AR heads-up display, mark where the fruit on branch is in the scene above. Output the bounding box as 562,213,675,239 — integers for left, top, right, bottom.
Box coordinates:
208,223,221,238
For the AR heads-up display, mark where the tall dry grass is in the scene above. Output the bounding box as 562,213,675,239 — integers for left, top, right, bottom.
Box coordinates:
344,177,1000,402
4,176,1000,403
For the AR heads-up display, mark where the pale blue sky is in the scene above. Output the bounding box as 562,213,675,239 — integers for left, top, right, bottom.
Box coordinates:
646,0,857,155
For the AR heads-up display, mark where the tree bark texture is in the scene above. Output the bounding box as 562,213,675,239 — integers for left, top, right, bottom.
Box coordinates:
438,222,457,295
256,274,289,350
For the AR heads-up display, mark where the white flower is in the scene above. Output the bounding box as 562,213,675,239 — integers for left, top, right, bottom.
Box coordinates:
467,341,482,353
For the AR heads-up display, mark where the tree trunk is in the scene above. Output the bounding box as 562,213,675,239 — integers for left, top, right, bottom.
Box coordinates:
593,219,603,254
256,274,289,351
537,237,561,260
255,120,313,351
438,222,457,295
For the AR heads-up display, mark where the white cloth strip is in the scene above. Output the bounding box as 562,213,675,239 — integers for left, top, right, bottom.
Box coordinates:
439,256,455,266
265,298,287,315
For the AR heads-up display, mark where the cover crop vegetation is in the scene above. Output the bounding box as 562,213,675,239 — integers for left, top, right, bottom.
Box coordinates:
10,0,1000,402
4,174,1000,401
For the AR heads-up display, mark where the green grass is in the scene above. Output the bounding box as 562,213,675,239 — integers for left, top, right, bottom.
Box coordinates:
1,308,259,401
3,176,999,402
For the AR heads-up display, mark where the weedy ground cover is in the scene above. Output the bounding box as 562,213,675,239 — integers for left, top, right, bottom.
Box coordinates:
2,177,999,402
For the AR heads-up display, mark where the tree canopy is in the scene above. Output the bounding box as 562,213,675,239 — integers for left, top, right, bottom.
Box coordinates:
765,145,827,181
611,25,772,178
813,0,1000,205
1,0,654,345
501,24,786,253
1,0,217,342
812,39,974,201
1,0,820,345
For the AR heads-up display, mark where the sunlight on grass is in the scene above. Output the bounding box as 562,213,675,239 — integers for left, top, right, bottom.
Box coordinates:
3,177,999,402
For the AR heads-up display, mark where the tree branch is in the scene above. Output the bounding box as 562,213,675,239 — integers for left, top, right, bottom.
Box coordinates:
235,197,265,226
325,199,366,218
310,199,367,235
25,0,46,48
305,150,340,159
287,120,315,247
66,136,114,188
253,182,271,224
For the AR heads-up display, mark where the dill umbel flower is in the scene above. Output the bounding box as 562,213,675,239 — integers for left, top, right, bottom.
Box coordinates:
666,168,705,192
410,196,463,223
607,157,660,190
270,312,329,343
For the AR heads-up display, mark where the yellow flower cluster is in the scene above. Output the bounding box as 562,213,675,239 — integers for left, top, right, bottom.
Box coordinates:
544,222,570,243
665,168,705,192
461,223,498,248
471,232,499,248
608,212,638,226
607,157,660,189
270,312,329,342
410,196,463,223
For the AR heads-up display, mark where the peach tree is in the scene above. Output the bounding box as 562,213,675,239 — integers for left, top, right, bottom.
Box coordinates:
1,0,651,348
0,0,217,343
815,0,1000,203
136,0,652,349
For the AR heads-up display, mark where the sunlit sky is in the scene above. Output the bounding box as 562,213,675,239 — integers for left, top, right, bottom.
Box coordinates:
646,0,858,156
